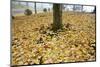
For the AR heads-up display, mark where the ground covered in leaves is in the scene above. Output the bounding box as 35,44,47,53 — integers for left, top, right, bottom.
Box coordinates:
12,12,96,65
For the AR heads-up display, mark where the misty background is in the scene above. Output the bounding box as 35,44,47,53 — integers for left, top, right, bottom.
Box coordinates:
11,1,95,16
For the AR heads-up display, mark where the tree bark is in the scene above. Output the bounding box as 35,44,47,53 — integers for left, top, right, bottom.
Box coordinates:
52,4,63,32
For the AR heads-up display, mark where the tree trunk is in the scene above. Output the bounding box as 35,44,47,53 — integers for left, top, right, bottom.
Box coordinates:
34,2,37,14
52,4,63,32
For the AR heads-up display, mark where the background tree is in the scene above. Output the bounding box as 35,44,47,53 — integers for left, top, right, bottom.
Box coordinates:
26,1,29,8
73,5,83,12
43,8,47,12
73,4,76,11
52,4,63,32
34,2,37,14
48,8,50,12
62,5,65,11
18,1,21,6
93,6,96,13
24,2,32,15
81,5,83,12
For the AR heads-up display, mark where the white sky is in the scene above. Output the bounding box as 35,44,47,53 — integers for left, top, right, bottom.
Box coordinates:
16,0,96,5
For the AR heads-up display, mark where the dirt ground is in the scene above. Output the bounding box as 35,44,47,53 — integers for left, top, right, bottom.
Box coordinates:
11,12,96,65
